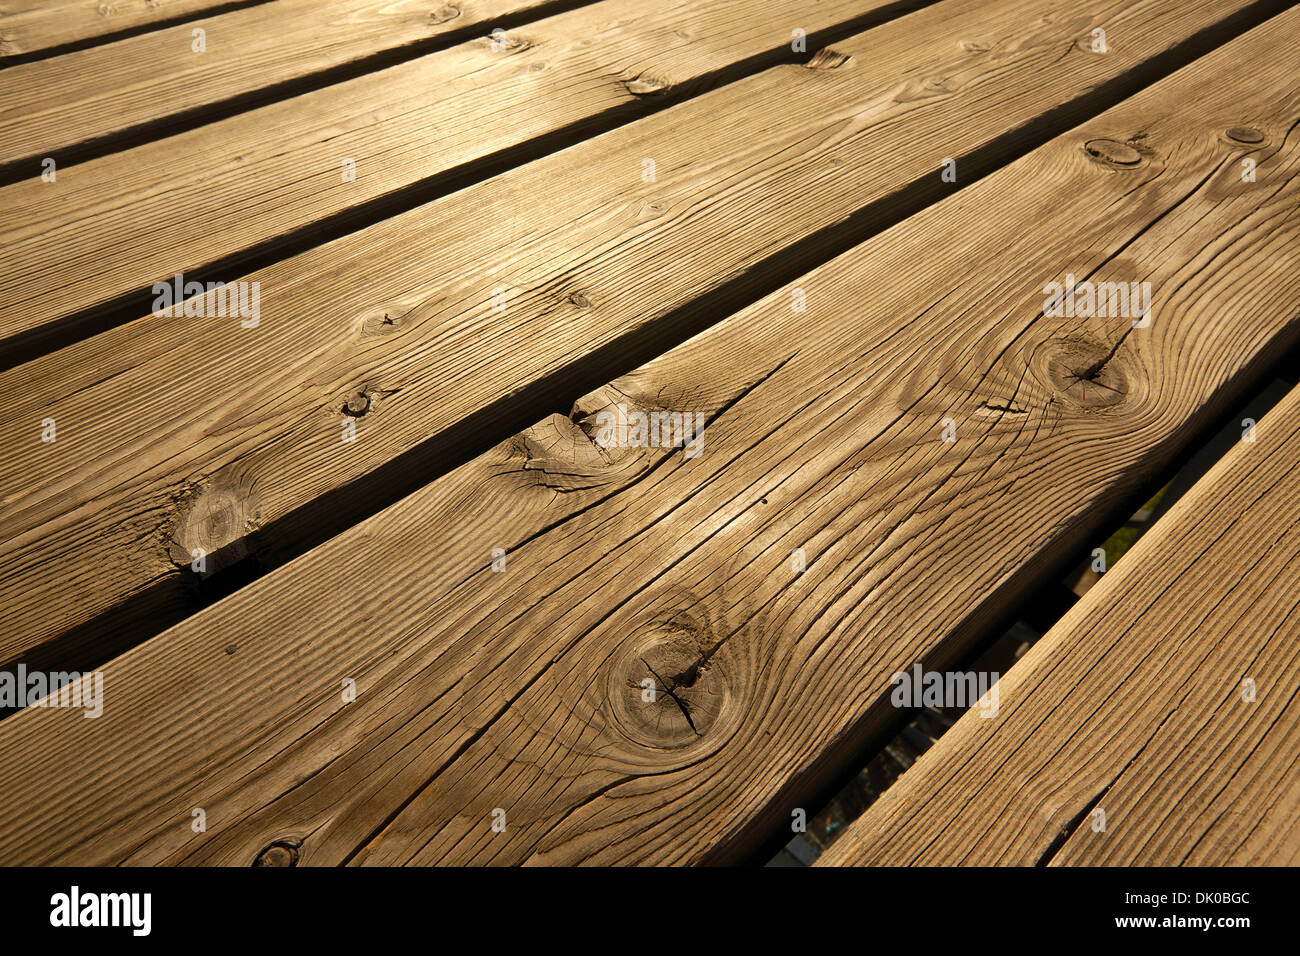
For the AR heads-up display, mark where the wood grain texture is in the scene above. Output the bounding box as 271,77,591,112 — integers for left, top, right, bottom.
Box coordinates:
0,6,1295,865
0,0,1279,672
817,382,1300,867
0,0,923,349
0,0,572,168
0,0,234,57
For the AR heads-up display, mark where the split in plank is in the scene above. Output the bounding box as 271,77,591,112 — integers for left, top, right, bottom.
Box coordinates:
0,4,1296,864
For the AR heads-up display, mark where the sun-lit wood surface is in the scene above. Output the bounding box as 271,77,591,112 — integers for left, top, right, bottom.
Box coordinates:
0,0,1296,866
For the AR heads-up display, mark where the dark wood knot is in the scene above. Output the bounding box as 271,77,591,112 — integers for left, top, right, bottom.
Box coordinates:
1225,126,1266,146
253,839,301,867
1037,336,1130,409
1083,139,1143,168
342,390,371,417
608,607,734,750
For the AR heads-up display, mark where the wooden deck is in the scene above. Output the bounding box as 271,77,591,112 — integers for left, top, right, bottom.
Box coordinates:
0,0,1297,866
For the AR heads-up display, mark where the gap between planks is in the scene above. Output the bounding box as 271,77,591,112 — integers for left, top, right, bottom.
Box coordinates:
0,4,1296,864
0,0,1289,677
817,380,1300,867
0,0,933,359
0,0,262,64
0,0,600,176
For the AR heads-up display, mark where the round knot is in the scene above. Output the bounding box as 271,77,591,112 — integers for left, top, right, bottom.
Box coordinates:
1225,126,1266,146
253,840,300,867
1035,336,1130,409
429,5,460,25
1083,138,1143,168
607,608,734,750
343,390,371,417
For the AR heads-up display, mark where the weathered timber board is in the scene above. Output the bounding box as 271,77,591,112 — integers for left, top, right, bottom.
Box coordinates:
0,5,1296,865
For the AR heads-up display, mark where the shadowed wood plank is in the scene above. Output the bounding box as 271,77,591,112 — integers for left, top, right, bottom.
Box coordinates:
0,0,926,350
0,0,235,57
0,0,578,168
0,7,1295,865
0,0,1282,672
817,382,1300,867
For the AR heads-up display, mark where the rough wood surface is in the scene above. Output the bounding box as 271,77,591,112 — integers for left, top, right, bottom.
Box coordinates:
0,6,1295,864
818,382,1300,867
0,0,1278,673
0,0,573,169
0,0,233,57
0,0,922,350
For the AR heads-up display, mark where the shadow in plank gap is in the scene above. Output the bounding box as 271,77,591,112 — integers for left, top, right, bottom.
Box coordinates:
767,624,1038,866
771,372,1299,866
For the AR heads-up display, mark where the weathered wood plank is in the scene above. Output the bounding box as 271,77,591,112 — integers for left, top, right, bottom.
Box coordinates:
0,6,1295,865
0,0,235,57
0,0,578,169
0,0,1281,673
0,0,925,353
818,381,1300,867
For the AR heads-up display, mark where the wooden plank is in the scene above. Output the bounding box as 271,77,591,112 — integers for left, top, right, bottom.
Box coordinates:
0,6,1296,865
0,0,579,170
0,0,1282,672
0,0,925,352
818,382,1300,867
0,0,234,58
